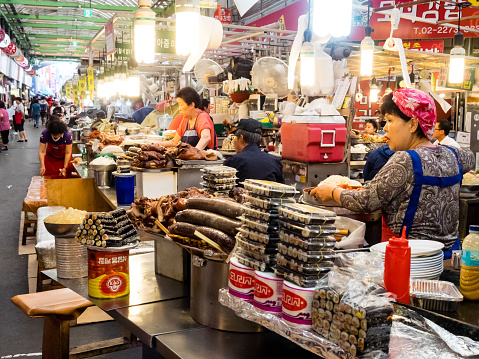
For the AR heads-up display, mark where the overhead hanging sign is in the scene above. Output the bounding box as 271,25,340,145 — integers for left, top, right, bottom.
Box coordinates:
379,40,444,53
155,30,176,54
115,41,132,62
87,67,94,100
88,44,94,67
66,82,72,98
446,68,475,91
79,75,87,99
105,18,115,56
214,8,232,24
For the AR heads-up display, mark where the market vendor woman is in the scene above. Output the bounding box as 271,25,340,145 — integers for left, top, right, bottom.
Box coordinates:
159,87,216,150
38,116,74,179
311,88,475,254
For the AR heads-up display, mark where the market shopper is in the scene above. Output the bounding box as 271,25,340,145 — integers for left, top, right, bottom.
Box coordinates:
311,88,475,254
38,116,74,179
39,97,48,125
160,87,216,150
363,144,395,182
0,101,10,150
365,119,379,135
224,118,284,185
31,99,41,128
432,120,460,149
14,97,27,142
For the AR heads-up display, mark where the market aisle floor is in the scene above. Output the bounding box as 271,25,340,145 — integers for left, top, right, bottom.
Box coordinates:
0,123,141,358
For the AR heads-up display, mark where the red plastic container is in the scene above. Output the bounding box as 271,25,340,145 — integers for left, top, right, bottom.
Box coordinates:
384,228,411,304
353,118,366,131
281,121,346,162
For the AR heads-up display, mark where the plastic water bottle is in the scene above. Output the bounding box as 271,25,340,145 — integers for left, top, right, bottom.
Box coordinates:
384,227,411,304
460,225,479,300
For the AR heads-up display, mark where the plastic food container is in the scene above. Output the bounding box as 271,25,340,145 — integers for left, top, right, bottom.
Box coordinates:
236,252,273,272
236,235,279,254
201,166,237,177
279,203,337,225
238,227,279,245
242,180,298,198
202,175,238,184
276,253,334,274
278,243,335,262
274,265,328,288
279,219,336,238
242,203,279,222
237,248,277,265
243,193,295,210
240,215,279,233
201,182,236,191
410,280,463,312
279,229,336,250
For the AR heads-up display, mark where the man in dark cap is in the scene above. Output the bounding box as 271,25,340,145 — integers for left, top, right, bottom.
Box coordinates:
224,118,284,185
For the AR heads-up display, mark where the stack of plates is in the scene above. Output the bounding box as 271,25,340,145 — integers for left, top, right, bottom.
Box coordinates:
370,240,445,280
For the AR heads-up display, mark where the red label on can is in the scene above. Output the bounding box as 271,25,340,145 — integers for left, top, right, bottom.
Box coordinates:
282,289,307,311
229,269,254,289
100,272,128,295
254,279,274,299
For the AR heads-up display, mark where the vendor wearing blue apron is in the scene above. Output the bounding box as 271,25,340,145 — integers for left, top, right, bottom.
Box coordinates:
311,88,475,259
160,87,216,150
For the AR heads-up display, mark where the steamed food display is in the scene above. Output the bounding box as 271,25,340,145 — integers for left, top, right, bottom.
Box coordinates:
44,207,87,224
462,172,479,185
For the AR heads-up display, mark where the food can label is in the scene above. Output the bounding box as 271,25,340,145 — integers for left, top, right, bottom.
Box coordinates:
228,268,254,300
254,278,283,312
462,250,479,267
281,287,314,327
88,250,130,298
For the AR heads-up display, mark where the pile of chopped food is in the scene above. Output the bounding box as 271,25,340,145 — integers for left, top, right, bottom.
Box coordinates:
361,133,386,143
44,207,87,224
463,172,479,185
320,175,362,188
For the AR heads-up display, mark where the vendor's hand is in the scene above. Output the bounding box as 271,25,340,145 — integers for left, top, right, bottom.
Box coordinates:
310,184,337,202
59,168,67,177
40,166,46,176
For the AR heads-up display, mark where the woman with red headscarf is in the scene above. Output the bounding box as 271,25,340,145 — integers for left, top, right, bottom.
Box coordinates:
311,88,475,257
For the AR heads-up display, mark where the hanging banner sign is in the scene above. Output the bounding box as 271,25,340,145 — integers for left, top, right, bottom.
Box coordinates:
74,89,79,105
446,69,475,91
87,67,94,100
214,8,232,24
115,42,132,62
66,82,72,98
105,18,115,56
155,30,176,54
88,44,94,67
379,40,444,53
200,0,217,8
79,75,87,99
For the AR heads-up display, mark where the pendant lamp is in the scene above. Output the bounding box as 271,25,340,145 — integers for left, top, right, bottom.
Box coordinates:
175,0,200,56
448,1,470,84
134,0,156,63
360,1,374,77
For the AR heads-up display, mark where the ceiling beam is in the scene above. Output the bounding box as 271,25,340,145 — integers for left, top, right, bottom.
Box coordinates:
34,56,81,61
30,40,88,45
35,46,85,50
5,14,134,24
0,0,165,13
27,34,93,40
21,23,103,30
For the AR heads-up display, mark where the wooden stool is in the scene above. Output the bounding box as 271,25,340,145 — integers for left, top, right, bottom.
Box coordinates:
12,288,93,359
22,211,37,245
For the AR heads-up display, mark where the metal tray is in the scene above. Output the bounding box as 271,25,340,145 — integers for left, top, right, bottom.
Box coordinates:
410,279,463,312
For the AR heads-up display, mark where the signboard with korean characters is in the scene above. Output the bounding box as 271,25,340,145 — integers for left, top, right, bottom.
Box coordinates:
446,69,475,91
115,42,132,62
155,30,176,54
379,40,444,53
79,76,87,99
87,67,94,100
66,82,72,98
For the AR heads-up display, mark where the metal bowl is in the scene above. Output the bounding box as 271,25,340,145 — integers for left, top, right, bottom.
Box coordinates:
460,184,479,193
44,223,81,237
351,152,367,161
301,187,338,207
88,163,117,171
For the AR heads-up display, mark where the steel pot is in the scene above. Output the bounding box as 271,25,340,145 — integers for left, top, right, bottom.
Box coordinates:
71,129,82,142
190,255,264,332
82,127,92,137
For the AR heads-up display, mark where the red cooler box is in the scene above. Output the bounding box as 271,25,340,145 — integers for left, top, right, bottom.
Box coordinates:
281,116,346,162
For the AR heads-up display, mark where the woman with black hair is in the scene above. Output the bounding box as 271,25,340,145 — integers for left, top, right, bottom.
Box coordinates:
38,116,73,179
160,87,216,150
365,119,379,135
312,88,475,256
0,101,10,150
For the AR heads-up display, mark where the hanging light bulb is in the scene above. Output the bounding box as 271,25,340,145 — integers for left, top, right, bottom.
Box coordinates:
312,0,352,38
113,67,122,95
134,0,156,63
361,27,374,76
119,65,128,97
300,42,316,87
127,71,140,98
369,77,380,103
175,0,200,56
126,99,132,106
449,33,465,84
97,73,105,98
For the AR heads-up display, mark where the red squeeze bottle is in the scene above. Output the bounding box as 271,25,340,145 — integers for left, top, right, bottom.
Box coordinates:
383,227,411,304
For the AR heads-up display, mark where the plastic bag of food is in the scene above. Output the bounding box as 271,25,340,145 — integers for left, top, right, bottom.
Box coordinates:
334,216,367,249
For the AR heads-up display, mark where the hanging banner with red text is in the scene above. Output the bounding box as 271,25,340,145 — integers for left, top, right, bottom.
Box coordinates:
379,40,444,53
105,18,115,56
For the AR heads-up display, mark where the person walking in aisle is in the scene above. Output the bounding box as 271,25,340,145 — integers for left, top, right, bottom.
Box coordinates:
14,97,27,142
0,101,10,150
39,97,48,125
31,98,41,128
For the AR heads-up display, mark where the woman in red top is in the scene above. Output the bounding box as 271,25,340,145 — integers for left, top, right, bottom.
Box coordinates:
38,116,74,179
160,87,216,150
0,101,10,150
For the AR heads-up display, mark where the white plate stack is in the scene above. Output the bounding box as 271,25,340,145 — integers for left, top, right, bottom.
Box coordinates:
370,240,445,280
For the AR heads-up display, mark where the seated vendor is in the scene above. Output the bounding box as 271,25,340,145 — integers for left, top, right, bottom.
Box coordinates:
159,87,216,150
311,88,475,257
224,118,284,185
39,116,74,179
365,119,379,135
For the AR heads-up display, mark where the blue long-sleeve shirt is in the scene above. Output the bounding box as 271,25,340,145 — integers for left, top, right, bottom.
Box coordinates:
363,145,395,182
